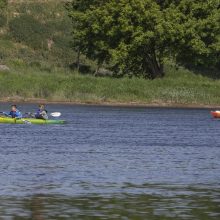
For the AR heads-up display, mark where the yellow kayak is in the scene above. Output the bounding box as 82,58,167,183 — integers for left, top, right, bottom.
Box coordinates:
0,117,66,124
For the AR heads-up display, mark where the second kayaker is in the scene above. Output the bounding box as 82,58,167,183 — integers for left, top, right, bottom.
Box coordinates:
35,104,48,120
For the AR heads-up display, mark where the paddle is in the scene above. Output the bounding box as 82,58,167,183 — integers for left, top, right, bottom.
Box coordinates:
0,112,32,124
25,112,61,118
50,112,61,117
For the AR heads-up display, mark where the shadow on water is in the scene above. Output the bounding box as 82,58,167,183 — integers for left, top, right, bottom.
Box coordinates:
0,184,219,220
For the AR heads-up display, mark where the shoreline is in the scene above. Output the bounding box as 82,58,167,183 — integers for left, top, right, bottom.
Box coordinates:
0,98,219,109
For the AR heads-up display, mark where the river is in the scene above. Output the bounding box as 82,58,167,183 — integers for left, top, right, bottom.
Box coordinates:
0,104,219,219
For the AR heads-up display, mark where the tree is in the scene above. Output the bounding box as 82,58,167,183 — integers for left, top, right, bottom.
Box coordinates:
175,0,220,69
67,0,220,79
66,0,107,72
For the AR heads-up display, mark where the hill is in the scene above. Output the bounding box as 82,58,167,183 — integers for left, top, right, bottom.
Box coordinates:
0,0,93,72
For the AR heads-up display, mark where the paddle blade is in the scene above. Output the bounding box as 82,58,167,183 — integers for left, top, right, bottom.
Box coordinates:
50,112,61,117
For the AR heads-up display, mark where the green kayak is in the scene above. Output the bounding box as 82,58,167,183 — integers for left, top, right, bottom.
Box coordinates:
0,117,66,124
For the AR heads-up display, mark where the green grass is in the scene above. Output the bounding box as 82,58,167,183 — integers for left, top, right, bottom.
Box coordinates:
1,65,220,106
2,1,219,106
0,1,82,70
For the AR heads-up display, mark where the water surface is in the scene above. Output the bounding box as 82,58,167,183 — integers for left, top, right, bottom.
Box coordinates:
0,104,219,219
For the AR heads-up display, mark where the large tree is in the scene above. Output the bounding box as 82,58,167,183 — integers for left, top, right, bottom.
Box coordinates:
175,0,220,69
67,0,220,79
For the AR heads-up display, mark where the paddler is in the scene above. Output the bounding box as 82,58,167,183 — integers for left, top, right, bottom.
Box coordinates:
6,105,22,118
35,104,48,120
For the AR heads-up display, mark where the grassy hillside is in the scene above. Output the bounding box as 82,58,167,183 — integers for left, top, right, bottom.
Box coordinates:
0,1,220,106
0,0,93,71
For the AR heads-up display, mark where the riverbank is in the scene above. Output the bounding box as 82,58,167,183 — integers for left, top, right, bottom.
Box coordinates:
0,98,219,109
1,65,220,108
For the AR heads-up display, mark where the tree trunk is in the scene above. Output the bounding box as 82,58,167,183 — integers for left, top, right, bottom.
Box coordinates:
94,65,100,76
76,49,80,72
145,53,164,79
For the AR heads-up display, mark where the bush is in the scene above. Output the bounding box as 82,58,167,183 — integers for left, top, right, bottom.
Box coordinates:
47,17,72,34
9,15,50,49
52,35,71,50
10,58,26,67
24,3,44,14
0,15,6,27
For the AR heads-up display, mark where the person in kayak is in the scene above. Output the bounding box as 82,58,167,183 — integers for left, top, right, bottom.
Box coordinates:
7,105,22,119
35,104,48,120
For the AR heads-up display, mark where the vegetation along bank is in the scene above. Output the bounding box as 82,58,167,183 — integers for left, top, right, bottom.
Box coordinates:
0,0,219,106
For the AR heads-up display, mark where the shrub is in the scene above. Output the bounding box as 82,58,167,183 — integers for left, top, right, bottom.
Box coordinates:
52,35,71,50
10,58,26,67
0,15,6,27
47,17,72,34
9,14,50,49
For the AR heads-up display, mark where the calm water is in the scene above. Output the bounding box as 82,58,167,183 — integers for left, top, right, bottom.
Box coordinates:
0,104,220,219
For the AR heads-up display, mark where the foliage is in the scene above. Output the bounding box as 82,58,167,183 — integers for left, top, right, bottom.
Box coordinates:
0,14,6,27
0,0,7,27
1,1,77,69
9,14,50,50
175,0,220,68
47,17,72,34
67,0,220,79
18,3,45,15
0,0,7,12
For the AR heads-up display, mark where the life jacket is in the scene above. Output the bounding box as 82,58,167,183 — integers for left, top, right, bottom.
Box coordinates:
36,109,47,115
35,109,48,119
9,110,22,118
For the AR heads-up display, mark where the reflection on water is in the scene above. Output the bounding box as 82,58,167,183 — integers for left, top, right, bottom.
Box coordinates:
0,104,220,219
0,185,220,220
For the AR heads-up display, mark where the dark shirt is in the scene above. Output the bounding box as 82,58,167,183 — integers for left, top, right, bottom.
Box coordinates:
35,109,48,120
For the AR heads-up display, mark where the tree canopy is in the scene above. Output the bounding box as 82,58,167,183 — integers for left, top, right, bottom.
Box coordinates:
175,0,220,68
67,0,220,79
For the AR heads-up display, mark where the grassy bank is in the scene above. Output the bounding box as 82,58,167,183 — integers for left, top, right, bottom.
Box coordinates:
1,0,219,109
1,65,220,107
